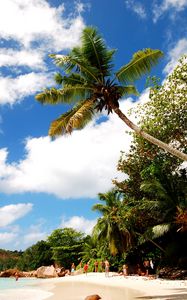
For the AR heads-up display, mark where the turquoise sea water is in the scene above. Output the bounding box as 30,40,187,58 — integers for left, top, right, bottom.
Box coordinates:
0,277,53,300
0,277,39,290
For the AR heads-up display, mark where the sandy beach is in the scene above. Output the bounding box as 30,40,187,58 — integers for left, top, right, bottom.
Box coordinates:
35,272,187,300
0,273,186,300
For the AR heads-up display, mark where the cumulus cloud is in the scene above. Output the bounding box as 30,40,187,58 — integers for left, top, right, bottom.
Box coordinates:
0,98,144,199
23,223,48,246
0,203,33,227
0,232,18,245
163,38,187,74
0,48,45,70
0,0,85,105
0,72,53,105
0,0,85,49
60,216,97,235
153,0,187,22
0,220,48,250
124,0,146,19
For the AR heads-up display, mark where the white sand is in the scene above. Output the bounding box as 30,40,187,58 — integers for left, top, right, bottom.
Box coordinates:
1,273,187,300
37,272,187,300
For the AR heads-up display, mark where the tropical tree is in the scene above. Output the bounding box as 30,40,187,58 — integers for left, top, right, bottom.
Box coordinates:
92,189,133,256
47,228,85,268
134,55,187,160
35,27,187,161
17,241,53,271
140,166,187,234
80,235,100,262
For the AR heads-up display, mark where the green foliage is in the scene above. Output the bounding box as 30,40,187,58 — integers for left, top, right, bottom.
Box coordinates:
116,49,163,83
92,189,133,256
17,240,53,271
112,57,187,266
47,228,85,269
0,249,22,271
136,55,187,152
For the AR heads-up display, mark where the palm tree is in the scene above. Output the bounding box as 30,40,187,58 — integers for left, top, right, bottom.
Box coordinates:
138,168,187,248
35,26,187,161
92,189,132,256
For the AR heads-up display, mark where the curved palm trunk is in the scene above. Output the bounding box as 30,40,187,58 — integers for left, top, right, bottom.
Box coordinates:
148,238,165,253
113,107,187,161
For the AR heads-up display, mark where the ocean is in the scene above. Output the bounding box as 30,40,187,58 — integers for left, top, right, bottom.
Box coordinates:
0,278,53,300
0,277,39,290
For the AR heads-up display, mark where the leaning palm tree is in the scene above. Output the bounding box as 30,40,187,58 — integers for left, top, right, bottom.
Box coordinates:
36,26,187,161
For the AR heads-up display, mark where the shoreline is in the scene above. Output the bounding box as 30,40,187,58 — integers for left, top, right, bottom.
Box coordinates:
35,272,187,300
0,273,186,300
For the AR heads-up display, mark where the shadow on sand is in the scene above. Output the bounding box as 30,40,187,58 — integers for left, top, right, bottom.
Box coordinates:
136,288,187,299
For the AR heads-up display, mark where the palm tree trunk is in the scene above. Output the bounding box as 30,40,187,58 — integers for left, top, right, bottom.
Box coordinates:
148,238,166,253
113,107,187,161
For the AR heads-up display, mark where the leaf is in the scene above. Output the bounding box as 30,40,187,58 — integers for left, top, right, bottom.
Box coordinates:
116,49,163,83
35,85,94,104
49,98,95,136
81,27,115,79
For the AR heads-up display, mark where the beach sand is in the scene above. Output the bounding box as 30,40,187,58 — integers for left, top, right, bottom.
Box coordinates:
36,272,187,300
1,273,186,300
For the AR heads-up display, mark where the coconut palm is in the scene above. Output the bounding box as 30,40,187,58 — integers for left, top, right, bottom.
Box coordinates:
92,189,132,256
138,168,187,246
35,26,187,161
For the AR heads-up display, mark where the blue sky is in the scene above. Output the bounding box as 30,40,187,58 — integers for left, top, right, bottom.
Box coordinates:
0,0,187,250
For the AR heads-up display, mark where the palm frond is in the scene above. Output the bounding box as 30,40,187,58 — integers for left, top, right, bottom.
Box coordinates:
140,179,169,200
116,49,163,83
118,85,139,97
152,224,170,238
59,73,88,86
81,27,115,79
50,52,100,83
35,85,93,105
49,98,95,136
92,203,110,214
138,223,170,244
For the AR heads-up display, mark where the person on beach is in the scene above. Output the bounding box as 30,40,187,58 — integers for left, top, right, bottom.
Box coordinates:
84,262,89,275
122,264,128,276
100,261,105,272
15,272,19,281
143,259,150,276
104,259,110,277
136,264,142,276
71,263,75,275
94,260,99,272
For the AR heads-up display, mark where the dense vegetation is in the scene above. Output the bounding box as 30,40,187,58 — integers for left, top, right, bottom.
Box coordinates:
1,33,186,274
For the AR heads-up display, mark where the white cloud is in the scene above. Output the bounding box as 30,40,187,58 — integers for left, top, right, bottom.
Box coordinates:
0,221,48,250
60,216,97,235
0,98,144,199
124,0,146,19
153,0,187,22
0,48,45,70
0,72,53,105
0,0,85,49
0,232,18,245
164,38,187,74
23,223,47,245
0,0,86,106
0,203,33,227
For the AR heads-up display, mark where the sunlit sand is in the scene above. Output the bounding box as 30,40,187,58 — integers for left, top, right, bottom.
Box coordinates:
1,273,186,300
